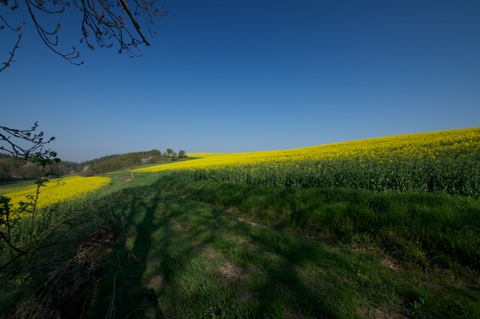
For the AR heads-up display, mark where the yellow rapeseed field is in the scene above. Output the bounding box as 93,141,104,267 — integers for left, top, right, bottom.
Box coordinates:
135,127,480,196
187,153,226,158
136,128,480,172
1,176,111,209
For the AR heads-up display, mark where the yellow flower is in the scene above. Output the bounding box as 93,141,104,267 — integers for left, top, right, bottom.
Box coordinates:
2,176,111,209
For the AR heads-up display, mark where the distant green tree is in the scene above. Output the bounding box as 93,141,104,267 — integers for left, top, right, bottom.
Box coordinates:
149,149,161,156
0,158,13,180
178,150,186,158
82,166,95,177
171,152,178,161
166,148,174,158
0,166,5,180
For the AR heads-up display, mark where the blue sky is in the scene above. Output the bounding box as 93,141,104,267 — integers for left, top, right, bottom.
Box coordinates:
1,0,479,162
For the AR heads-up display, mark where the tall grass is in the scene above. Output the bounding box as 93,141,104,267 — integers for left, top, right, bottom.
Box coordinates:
175,155,479,196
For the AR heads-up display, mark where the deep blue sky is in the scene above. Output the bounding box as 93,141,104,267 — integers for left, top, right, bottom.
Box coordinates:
1,0,479,162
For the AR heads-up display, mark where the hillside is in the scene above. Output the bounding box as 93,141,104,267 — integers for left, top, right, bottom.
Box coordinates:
0,153,77,182
77,149,190,175
137,127,480,197
0,149,188,182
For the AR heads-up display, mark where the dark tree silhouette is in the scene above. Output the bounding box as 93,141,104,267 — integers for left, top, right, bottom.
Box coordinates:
0,0,167,72
0,121,56,160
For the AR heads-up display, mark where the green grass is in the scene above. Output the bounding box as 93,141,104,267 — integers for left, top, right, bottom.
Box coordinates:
0,180,36,193
169,176,480,266
1,173,479,318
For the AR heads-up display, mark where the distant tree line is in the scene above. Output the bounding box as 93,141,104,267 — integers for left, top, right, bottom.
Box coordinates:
0,154,76,182
0,148,187,181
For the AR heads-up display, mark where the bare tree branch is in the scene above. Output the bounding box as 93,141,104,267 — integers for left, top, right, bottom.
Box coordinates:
0,121,56,160
0,19,24,72
119,0,149,45
0,0,167,70
24,0,83,64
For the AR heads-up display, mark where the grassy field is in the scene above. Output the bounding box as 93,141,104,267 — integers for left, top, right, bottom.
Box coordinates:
2,173,473,318
75,174,478,319
1,128,479,318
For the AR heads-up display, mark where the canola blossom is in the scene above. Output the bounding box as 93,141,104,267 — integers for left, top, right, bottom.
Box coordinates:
187,153,225,158
1,176,111,209
136,128,480,196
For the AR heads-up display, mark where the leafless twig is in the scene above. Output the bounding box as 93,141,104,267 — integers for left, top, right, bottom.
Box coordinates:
0,20,24,72
1,0,167,70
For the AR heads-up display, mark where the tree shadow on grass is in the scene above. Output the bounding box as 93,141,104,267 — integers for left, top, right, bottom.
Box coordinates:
147,195,346,318
84,176,480,318
89,182,369,318
88,186,166,318
89,185,227,318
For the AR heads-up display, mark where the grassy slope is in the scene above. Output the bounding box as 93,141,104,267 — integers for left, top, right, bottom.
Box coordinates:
1,172,479,318
81,173,479,319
